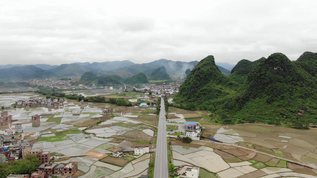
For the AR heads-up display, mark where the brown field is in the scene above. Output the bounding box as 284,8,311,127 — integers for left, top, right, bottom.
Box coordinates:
113,130,152,144
169,107,210,118
100,156,135,167
84,150,108,159
201,123,317,166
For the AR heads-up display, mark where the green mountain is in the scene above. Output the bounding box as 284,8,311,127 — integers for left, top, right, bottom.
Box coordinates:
124,73,149,84
80,72,97,82
149,66,171,80
230,57,266,84
174,55,237,110
0,65,50,80
217,65,231,75
80,72,122,86
49,64,89,77
174,52,317,128
295,51,317,78
224,53,317,127
111,59,198,79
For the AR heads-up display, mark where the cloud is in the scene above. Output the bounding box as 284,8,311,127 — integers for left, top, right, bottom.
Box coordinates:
0,0,316,65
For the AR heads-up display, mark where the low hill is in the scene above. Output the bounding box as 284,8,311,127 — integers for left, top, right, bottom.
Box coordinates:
0,65,50,80
124,73,149,84
174,55,237,110
49,64,89,77
80,72,122,86
295,51,317,78
230,57,266,84
149,66,171,80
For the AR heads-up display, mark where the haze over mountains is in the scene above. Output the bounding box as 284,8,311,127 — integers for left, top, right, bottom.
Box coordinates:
0,59,231,80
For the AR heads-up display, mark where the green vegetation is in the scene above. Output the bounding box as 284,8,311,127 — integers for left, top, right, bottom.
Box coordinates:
45,116,62,124
166,125,178,131
124,73,149,84
148,153,155,178
273,149,285,158
38,130,81,142
174,55,238,111
80,72,122,86
174,52,317,129
199,168,218,178
182,137,193,143
265,161,278,167
0,154,41,178
250,161,267,169
149,66,171,80
276,160,288,168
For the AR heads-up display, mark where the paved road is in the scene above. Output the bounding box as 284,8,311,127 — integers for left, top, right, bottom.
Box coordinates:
154,97,169,178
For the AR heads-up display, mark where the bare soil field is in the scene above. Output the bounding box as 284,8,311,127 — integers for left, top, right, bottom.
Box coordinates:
169,107,210,118
100,156,135,167
113,130,152,144
202,123,317,166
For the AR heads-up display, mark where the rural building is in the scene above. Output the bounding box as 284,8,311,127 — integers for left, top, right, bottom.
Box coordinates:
134,146,149,156
177,165,199,178
23,149,50,163
139,103,148,107
4,129,14,136
7,174,30,178
184,122,199,130
36,162,78,177
63,162,78,175
113,151,124,157
0,111,12,126
31,115,41,127
38,151,50,163
31,170,45,178
15,123,22,133
185,130,198,138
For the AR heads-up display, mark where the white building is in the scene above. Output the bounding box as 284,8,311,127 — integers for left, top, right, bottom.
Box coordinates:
185,130,198,138
134,147,149,156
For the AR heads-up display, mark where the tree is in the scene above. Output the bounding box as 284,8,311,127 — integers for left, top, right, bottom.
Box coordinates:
182,137,192,143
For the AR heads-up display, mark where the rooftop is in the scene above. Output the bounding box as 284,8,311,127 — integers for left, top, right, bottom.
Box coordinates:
184,122,197,126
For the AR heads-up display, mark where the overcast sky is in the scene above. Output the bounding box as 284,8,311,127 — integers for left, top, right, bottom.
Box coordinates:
0,0,316,65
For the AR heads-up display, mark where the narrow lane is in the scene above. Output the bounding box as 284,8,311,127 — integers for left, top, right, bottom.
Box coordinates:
154,97,168,178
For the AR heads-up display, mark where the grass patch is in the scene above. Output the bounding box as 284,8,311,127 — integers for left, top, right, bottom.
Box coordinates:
185,116,202,120
265,161,278,167
50,152,64,156
273,149,285,158
45,117,62,124
82,112,100,116
248,159,258,164
114,122,138,128
143,110,156,113
166,125,178,131
251,161,267,169
169,132,183,137
132,112,139,115
199,168,218,178
38,130,82,142
276,160,287,168
237,142,255,149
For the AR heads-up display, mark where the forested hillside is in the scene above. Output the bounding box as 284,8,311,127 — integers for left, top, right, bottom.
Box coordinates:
174,52,317,129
